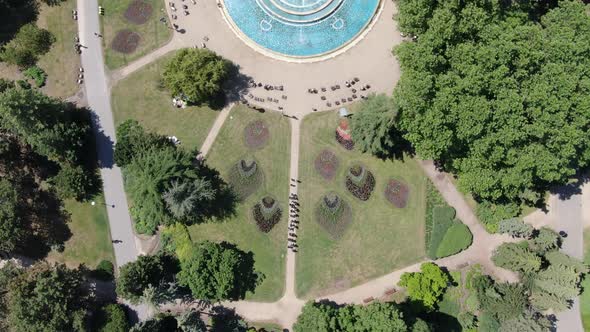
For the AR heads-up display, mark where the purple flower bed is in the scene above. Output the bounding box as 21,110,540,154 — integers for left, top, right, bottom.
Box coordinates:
314,149,339,180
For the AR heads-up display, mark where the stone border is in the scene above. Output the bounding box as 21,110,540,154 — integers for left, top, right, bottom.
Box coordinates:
218,0,384,63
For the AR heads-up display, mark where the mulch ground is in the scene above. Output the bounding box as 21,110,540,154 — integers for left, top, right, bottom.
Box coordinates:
124,0,153,25
111,29,141,54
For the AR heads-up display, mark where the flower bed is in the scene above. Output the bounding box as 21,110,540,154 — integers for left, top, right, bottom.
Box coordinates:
336,118,354,150
252,196,282,233
384,179,410,208
228,157,263,200
314,192,352,239
111,30,141,54
314,149,339,180
345,165,375,201
244,120,270,149
124,0,153,25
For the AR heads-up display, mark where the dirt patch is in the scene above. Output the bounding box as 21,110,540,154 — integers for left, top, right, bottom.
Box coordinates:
244,120,270,149
385,179,410,208
111,29,141,54
124,0,153,25
314,149,339,180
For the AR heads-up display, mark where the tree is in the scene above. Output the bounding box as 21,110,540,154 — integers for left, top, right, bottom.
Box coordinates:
162,178,216,220
177,241,261,301
130,315,178,332
530,227,560,253
474,276,528,321
393,0,590,230
0,178,25,253
498,218,534,238
116,254,171,303
177,310,207,332
97,304,129,332
499,313,553,332
492,243,541,273
6,263,91,332
531,264,581,310
351,94,402,158
0,0,39,44
1,23,54,68
293,302,337,332
398,262,449,309
163,48,231,105
0,262,22,331
544,251,588,274
411,319,432,332
51,163,90,200
114,119,170,167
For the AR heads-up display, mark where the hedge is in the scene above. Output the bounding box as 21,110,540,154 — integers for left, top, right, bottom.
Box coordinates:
436,222,473,258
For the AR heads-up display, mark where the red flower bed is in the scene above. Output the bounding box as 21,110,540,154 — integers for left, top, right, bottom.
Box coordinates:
345,166,375,201
111,30,141,54
244,120,270,149
385,179,410,208
124,0,153,25
252,196,281,233
335,118,354,150
314,149,339,180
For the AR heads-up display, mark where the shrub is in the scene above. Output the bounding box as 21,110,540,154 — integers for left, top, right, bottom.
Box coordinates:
93,260,115,281
228,157,263,200
252,196,282,233
97,304,129,332
345,164,375,201
436,222,473,258
498,218,534,238
384,179,410,208
51,164,91,201
314,149,339,180
314,192,352,239
16,79,31,90
23,66,47,87
476,201,521,233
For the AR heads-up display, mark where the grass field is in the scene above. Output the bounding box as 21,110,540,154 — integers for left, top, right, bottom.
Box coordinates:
37,0,80,98
295,110,427,299
99,0,172,69
111,53,219,150
187,105,291,301
581,229,590,330
48,195,115,269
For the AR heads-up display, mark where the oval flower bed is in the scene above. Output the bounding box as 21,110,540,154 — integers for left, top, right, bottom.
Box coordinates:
244,120,270,149
314,149,339,180
314,192,352,239
384,179,410,208
252,196,282,233
228,157,263,200
345,164,375,201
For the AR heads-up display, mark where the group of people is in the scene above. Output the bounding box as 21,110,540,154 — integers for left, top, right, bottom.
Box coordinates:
169,0,193,19
308,78,372,109
287,185,300,253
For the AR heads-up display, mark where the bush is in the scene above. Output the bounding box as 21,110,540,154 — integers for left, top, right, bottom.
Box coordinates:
476,201,521,233
96,304,129,332
345,165,375,201
436,222,473,258
93,260,115,281
51,164,91,201
23,66,47,87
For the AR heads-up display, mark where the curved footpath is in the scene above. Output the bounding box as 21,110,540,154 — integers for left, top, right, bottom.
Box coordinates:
76,0,148,320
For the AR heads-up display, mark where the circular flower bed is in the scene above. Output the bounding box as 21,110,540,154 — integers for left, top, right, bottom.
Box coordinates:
314,149,339,180
314,192,352,239
228,157,263,200
336,118,354,150
124,0,153,24
111,30,141,54
345,164,375,201
244,120,270,149
385,179,410,208
252,196,282,233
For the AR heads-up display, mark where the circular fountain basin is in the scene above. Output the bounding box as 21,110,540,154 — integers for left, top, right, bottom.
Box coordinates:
222,0,381,59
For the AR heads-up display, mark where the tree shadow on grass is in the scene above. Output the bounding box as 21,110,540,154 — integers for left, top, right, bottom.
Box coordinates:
193,161,239,223
0,0,38,44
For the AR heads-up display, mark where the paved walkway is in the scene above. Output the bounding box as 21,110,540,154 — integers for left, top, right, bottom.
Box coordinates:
77,0,148,320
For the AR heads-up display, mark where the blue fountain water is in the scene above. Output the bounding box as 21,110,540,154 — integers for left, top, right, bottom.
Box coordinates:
223,0,380,57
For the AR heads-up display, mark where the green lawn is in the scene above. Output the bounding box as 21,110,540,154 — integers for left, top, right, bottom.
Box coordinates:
581,229,590,330
48,195,115,269
111,53,219,150
37,0,80,98
99,0,172,69
295,110,427,299
187,105,291,301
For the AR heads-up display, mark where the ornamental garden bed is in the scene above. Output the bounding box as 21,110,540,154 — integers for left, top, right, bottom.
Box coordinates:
252,196,282,233
228,157,263,200
385,179,410,208
314,149,339,180
244,120,270,149
335,118,354,150
314,192,353,239
345,164,375,201
111,29,141,54
124,0,153,24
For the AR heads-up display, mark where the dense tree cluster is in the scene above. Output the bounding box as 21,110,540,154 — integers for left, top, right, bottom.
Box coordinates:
358,0,590,231
293,301,408,332
0,23,54,68
162,48,231,106
399,262,449,309
115,120,222,234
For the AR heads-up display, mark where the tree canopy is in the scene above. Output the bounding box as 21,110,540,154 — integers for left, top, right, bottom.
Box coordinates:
398,262,449,309
492,243,541,273
1,23,54,68
116,254,174,303
0,178,25,253
393,0,590,230
162,48,231,106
